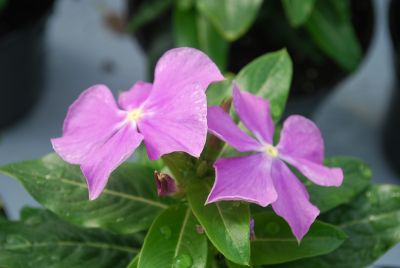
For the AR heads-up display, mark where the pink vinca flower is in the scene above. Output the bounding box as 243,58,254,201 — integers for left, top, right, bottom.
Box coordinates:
52,48,224,200
206,84,343,241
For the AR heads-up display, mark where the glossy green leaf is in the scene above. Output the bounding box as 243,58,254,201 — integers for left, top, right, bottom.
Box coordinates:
127,254,139,268
305,0,362,72
187,180,251,265
282,0,316,27
0,154,173,234
206,76,233,107
236,49,293,122
251,212,346,265
0,209,139,268
138,205,207,268
126,0,172,32
275,185,400,268
173,5,228,71
307,157,372,213
196,0,262,41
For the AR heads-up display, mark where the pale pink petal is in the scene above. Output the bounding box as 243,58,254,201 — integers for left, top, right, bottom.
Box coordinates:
51,85,125,164
118,81,152,111
206,153,277,207
271,160,319,242
233,84,275,144
280,156,343,187
138,84,207,160
207,106,260,152
150,47,224,97
277,115,324,164
81,124,143,200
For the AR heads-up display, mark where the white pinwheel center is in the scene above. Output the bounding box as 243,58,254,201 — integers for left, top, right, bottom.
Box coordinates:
264,144,279,158
126,108,143,122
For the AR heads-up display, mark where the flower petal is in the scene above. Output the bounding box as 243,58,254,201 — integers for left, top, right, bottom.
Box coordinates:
271,160,319,242
206,153,277,207
118,81,152,110
281,156,343,187
151,47,224,96
138,83,207,160
81,124,143,200
277,115,324,164
51,85,125,164
207,106,260,152
233,84,274,144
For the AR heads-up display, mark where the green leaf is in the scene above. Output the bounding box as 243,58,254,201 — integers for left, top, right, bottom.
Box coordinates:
138,205,207,268
307,157,372,213
127,254,139,268
196,0,262,41
276,185,400,268
251,212,346,265
126,0,172,32
0,209,139,268
235,49,293,122
206,75,233,107
187,180,251,265
282,0,316,27
305,0,362,72
0,154,173,234
173,5,228,71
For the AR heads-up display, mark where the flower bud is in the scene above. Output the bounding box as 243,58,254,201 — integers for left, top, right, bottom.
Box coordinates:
154,171,177,196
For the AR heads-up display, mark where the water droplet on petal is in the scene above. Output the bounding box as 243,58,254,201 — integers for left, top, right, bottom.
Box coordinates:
159,226,171,239
173,254,192,268
4,235,31,252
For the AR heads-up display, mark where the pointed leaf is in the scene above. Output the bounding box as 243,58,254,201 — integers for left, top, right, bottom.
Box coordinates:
236,49,293,122
0,210,139,268
196,0,262,41
275,185,400,268
282,0,316,27
138,205,207,268
251,211,346,265
173,5,228,71
187,180,251,265
305,0,362,72
0,154,173,234
126,0,172,32
307,157,372,213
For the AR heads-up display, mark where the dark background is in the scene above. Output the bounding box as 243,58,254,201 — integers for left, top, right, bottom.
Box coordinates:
0,0,398,265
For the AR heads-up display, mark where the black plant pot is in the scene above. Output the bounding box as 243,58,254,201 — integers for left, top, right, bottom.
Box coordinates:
383,0,400,175
128,0,374,117
0,0,55,129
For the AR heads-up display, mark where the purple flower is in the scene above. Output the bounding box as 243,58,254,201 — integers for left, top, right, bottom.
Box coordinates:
154,171,177,196
51,48,224,200
206,84,343,241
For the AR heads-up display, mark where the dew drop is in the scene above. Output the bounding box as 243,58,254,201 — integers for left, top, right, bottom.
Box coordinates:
173,254,192,268
24,216,42,226
159,226,171,239
4,235,31,252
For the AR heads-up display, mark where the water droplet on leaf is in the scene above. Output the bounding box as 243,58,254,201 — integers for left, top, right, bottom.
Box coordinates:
4,235,31,252
173,254,192,268
160,226,171,239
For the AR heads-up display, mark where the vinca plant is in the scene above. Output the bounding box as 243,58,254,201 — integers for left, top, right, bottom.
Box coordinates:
0,47,400,268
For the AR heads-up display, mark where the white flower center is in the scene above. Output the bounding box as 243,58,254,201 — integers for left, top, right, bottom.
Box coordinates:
126,108,143,122
264,144,279,158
